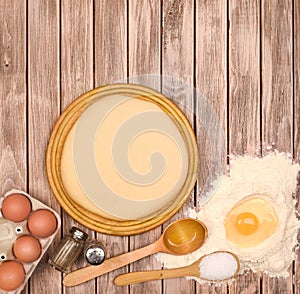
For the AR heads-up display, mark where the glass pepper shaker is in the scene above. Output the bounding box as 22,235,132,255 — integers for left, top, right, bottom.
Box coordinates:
48,227,88,272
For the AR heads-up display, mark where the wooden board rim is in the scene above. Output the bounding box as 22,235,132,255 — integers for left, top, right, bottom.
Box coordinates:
46,83,199,235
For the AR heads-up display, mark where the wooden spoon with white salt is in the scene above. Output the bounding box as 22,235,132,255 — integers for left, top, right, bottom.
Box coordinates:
114,251,240,286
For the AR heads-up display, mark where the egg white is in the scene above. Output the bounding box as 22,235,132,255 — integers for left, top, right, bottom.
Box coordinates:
158,153,300,279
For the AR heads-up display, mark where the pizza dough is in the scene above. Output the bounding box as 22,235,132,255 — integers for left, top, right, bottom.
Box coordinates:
60,94,189,220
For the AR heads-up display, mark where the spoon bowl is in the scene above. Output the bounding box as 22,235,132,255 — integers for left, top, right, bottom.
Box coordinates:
114,251,240,286
162,218,207,254
63,218,207,287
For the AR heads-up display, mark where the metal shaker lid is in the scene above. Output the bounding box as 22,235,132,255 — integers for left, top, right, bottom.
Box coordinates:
85,243,106,265
70,227,88,241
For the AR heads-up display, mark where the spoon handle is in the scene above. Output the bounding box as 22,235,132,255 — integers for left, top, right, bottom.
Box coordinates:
63,241,160,287
114,264,197,286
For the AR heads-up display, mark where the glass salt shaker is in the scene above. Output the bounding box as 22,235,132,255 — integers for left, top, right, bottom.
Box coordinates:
48,227,88,272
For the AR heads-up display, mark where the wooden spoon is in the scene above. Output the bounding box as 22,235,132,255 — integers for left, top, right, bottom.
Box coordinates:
114,251,240,286
63,218,207,287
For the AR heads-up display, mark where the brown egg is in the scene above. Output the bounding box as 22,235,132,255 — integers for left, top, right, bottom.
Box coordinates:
13,235,42,263
28,209,57,238
1,193,32,222
0,260,25,291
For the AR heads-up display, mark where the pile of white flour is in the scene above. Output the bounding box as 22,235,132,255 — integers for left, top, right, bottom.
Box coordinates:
157,153,300,282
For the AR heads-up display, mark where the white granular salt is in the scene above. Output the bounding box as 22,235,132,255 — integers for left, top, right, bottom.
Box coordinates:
200,252,238,281
157,152,300,284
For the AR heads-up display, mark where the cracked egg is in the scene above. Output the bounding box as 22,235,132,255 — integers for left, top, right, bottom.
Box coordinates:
224,196,278,248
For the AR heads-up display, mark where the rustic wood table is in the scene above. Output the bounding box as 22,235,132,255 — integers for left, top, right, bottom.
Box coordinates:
1,0,300,293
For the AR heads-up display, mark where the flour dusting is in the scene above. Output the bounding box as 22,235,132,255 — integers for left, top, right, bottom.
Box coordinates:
157,153,300,283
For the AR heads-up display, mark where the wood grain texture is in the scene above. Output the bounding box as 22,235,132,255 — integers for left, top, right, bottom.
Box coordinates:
94,0,127,86
261,0,293,293
262,0,293,154
0,1,299,293
295,0,300,291
128,0,162,293
94,1,128,293
229,0,260,156
228,0,261,293
0,0,27,196
162,0,195,293
195,0,227,204
295,0,300,162
195,0,227,292
28,0,61,293
0,1,27,293
230,272,261,294
60,1,95,294
294,0,300,291
60,0,93,111
128,0,161,88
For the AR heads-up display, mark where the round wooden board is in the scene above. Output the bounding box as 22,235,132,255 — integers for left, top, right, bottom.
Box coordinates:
46,84,198,235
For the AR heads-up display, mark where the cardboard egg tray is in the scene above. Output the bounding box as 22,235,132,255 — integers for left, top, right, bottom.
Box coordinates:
0,189,61,294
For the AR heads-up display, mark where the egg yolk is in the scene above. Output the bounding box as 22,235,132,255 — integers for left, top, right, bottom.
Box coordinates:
224,196,278,248
235,212,259,235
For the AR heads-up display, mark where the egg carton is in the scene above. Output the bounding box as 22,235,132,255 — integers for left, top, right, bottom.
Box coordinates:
0,189,61,294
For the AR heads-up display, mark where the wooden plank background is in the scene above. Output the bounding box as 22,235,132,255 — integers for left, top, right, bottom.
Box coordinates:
0,0,299,293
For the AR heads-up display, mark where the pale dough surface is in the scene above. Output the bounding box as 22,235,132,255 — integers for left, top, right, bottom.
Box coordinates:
60,94,189,220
